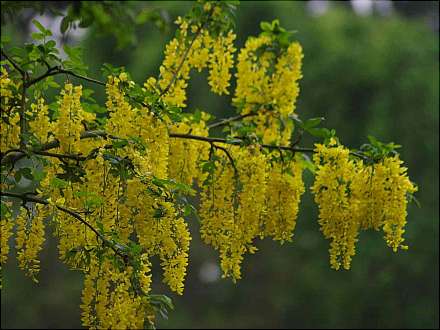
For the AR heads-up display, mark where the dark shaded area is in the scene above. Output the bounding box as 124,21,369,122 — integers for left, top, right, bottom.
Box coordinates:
1,1,438,329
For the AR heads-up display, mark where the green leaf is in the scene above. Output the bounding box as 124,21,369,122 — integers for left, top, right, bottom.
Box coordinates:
112,140,129,149
32,19,52,37
260,21,272,32
45,40,56,49
307,127,331,139
50,177,69,189
407,192,421,208
60,16,71,34
15,168,33,181
31,32,44,41
0,202,11,218
303,117,325,130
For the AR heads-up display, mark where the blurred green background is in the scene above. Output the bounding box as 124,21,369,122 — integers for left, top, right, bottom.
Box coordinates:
1,1,438,329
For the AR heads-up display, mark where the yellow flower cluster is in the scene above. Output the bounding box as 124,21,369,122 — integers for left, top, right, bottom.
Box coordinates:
29,98,53,145
358,156,418,251
199,151,239,279
0,6,419,328
54,84,94,153
234,35,303,144
1,206,14,288
208,31,236,95
263,158,305,243
168,115,210,185
81,255,153,329
311,140,360,270
157,15,236,107
106,74,169,178
200,146,305,280
312,140,417,270
15,206,48,282
0,70,201,328
0,67,20,150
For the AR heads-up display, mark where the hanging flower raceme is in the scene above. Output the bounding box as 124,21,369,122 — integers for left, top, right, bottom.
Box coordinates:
263,156,305,243
357,156,418,251
207,30,236,95
0,66,20,150
80,254,154,329
28,98,53,145
199,149,240,279
54,84,89,153
233,33,303,145
15,205,48,281
311,139,361,270
157,6,236,107
0,205,14,287
199,145,269,281
168,113,211,185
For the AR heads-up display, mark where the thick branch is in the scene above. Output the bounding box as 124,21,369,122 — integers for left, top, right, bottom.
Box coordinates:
0,191,128,259
1,128,370,166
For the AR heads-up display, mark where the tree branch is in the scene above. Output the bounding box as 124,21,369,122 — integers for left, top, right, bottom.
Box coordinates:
212,144,238,176
19,82,27,149
207,112,257,129
25,66,106,88
159,10,212,98
0,191,128,259
1,49,26,77
168,132,315,153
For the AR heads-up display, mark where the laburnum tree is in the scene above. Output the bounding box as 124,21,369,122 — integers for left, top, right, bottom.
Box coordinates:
0,1,419,329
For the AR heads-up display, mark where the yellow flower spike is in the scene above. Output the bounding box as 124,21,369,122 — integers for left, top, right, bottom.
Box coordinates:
311,142,360,270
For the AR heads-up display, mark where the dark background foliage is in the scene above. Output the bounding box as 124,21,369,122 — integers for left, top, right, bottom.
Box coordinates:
1,1,438,329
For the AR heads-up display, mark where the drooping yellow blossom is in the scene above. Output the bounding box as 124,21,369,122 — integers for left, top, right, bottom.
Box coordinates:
208,31,236,95
357,156,417,251
133,194,191,295
0,216,13,266
168,114,210,185
264,157,305,243
157,15,236,107
311,140,360,270
15,205,47,281
200,146,268,281
28,98,54,145
0,66,20,150
199,151,238,278
234,34,303,144
81,255,153,330
53,84,95,154
1,207,14,287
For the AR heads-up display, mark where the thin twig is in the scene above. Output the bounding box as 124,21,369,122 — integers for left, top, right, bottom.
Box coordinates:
19,82,27,149
207,112,257,129
213,144,238,177
168,132,315,153
159,10,212,98
0,191,128,259
32,150,87,161
25,66,106,88
1,49,25,77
